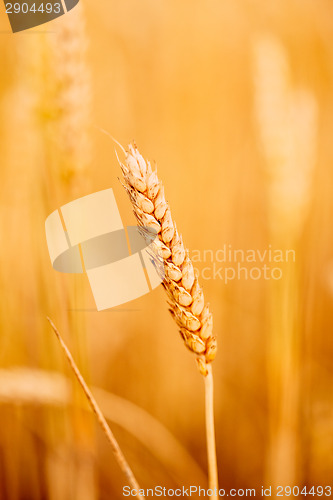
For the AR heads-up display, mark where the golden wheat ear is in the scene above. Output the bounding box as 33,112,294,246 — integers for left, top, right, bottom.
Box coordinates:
118,143,217,377
118,142,219,494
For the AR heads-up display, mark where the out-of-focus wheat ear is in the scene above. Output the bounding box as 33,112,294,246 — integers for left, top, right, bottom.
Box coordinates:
47,4,92,188
252,34,317,240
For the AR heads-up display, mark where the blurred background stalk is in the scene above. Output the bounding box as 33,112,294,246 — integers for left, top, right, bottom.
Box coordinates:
253,34,318,492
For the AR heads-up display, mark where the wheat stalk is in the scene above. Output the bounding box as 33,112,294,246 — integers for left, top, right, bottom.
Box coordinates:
253,35,318,488
118,142,218,493
44,12,95,497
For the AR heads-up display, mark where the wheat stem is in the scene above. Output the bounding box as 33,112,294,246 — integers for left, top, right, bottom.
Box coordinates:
47,317,145,500
205,364,218,496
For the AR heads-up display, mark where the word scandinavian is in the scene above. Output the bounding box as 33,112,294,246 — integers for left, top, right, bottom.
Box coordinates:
191,245,296,283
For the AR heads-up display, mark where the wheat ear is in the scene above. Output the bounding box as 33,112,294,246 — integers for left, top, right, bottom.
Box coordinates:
119,143,218,493
119,143,217,373
47,318,145,500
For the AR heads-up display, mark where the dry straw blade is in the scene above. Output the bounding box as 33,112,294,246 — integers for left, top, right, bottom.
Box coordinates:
47,317,145,500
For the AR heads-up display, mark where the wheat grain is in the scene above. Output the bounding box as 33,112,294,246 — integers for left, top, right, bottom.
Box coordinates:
119,143,217,376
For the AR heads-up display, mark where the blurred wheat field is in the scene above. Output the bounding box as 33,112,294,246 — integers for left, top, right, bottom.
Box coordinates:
1,0,333,498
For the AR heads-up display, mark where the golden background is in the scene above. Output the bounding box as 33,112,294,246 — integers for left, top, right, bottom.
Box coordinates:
0,0,333,498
